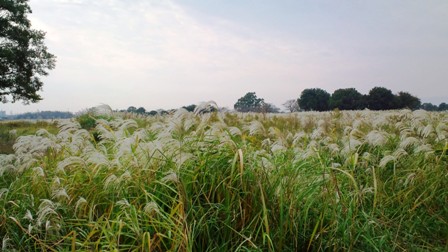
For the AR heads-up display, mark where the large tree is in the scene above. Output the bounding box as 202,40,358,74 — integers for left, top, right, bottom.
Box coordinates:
234,92,265,112
438,102,448,111
1,0,56,103
367,87,396,110
298,88,330,111
395,91,421,110
330,88,364,110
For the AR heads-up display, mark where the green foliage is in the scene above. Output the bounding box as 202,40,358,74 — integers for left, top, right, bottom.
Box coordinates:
1,110,447,250
0,0,56,103
367,87,396,110
126,106,137,113
298,88,330,111
76,113,97,130
234,92,265,112
136,107,146,114
330,88,365,110
395,91,421,110
421,103,438,111
439,102,448,111
0,120,57,154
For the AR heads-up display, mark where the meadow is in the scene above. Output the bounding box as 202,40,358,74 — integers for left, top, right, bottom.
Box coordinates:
0,107,447,251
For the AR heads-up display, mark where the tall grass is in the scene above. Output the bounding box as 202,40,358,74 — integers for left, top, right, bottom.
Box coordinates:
0,109,447,251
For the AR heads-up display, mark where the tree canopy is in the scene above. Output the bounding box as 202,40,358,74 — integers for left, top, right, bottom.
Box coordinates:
234,92,265,112
298,88,330,111
330,88,364,110
395,92,421,110
0,0,56,103
367,87,396,110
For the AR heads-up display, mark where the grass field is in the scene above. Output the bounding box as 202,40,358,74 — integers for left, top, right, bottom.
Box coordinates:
0,109,447,251
0,121,59,155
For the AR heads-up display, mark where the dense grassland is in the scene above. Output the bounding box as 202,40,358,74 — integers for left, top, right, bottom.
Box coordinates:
0,121,59,155
0,109,447,251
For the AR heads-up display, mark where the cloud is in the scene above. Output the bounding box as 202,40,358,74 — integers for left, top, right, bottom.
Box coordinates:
25,0,335,110
4,0,446,113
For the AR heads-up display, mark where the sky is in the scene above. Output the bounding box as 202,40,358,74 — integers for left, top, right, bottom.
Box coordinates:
2,0,448,114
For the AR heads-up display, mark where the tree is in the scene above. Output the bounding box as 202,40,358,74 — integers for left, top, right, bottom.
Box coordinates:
148,110,158,116
438,102,448,111
261,103,280,113
283,99,300,112
421,103,438,111
234,92,265,112
367,87,395,110
395,91,421,110
330,88,364,110
127,106,137,113
136,107,146,114
298,88,330,111
1,0,56,103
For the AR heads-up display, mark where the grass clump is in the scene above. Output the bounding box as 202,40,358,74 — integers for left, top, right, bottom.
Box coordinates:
0,120,58,154
0,109,447,251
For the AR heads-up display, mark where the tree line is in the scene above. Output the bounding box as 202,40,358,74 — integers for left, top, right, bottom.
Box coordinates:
1,111,74,120
233,87,447,113
297,87,422,111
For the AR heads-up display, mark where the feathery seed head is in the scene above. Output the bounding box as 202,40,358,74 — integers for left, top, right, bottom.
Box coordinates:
379,155,395,168
24,209,34,221
365,130,388,147
32,167,45,177
52,188,70,201
161,171,179,184
75,197,88,214
144,201,160,215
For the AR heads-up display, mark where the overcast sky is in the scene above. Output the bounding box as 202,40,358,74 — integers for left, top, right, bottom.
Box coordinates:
2,0,448,114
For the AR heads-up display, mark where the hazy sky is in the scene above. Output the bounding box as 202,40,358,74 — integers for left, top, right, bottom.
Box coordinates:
2,0,448,114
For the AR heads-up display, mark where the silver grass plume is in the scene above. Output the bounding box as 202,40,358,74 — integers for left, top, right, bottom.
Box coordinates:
418,124,434,138
75,197,88,215
194,101,219,115
144,202,161,216
162,171,179,184
36,199,59,227
52,188,70,201
365,130,388,147
245,120,266,136
379,155,395,168
57,156,85,173
91,104,113,116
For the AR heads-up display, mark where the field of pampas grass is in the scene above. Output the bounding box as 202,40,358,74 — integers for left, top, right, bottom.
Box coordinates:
0,108,447,251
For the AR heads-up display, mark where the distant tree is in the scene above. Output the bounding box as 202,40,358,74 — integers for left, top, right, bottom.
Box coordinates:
136,107,146,114
438,102,448,111
367,87,395,110
12,111,73,119
1,0,56,103
234,92,265,112
127,106,137,113
182,104,196,112
421,103,438,111
298,88,330,111
283,99,300,112
330,88,364,110
395,92,421,110
261,103,280,113
148,110,158,116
